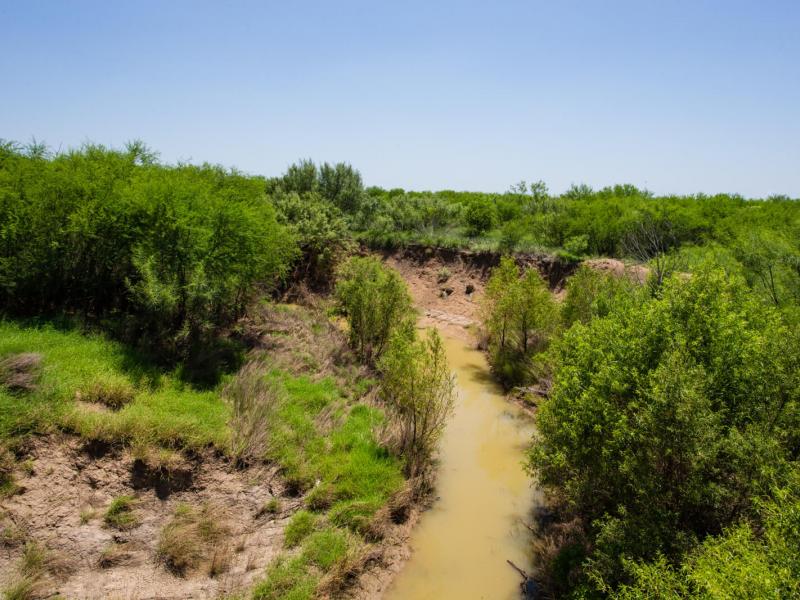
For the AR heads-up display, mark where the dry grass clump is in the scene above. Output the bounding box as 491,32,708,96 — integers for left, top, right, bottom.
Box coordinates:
529,516,587,594
0,353,42,394
317,544,383,597
130,442,189,473
256,497,281,519
0,445,16,495
97,542,135,569
225,360,284,463
247,302,361,389
1,512,28,548
156,503,231,576
1,540,72,600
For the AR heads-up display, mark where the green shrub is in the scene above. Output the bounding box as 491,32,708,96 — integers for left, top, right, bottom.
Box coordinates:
464,201,496,237
531,269,800,593
379,326,455,477
0,143,298,362
334,257,413,363
481,257,559,387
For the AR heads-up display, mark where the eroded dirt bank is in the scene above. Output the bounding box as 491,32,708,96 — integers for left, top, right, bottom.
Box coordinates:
0,435,290,599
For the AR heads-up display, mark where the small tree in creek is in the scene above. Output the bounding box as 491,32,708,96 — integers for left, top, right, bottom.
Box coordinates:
379,325,456,478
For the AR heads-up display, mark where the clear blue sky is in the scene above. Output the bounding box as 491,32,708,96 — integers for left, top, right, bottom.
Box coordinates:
1,0,798,196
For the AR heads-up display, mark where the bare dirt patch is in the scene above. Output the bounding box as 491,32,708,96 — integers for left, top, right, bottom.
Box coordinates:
0,435,297,600
583,257,649,283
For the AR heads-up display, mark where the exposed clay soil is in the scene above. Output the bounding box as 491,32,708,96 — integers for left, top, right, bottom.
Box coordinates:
379,248,490,341
0,435,295,600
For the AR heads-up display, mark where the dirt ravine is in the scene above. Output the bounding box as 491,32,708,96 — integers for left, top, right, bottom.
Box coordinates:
0,435,292,600
377,245,587,339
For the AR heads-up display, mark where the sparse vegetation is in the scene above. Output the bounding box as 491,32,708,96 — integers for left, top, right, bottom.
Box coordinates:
0,444,16,496
225,360,284,463
1,540,63,600
260,498,281,517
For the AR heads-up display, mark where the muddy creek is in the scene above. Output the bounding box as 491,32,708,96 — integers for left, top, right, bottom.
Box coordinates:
386,332,538,600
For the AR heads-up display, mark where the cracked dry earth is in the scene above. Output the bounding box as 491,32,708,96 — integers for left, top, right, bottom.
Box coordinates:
0,435,297,600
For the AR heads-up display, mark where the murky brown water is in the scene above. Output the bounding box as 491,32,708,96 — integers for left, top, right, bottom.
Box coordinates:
386,333,538,600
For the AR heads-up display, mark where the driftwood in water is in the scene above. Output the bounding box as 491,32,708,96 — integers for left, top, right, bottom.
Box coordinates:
507,559,541,599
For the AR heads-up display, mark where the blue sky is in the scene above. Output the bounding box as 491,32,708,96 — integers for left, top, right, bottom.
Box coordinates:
1,0,798,196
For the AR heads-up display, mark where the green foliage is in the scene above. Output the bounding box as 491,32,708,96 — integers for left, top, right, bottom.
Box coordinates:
378,326,455,477
271,191,353,287
531,269,800,593
464,200,496,237
0,320,231,452
0,142,297,362
481,257,559,387
560,264,639,327
268,159,365,214
615,475,800,599
334,257,413,363
264,371,402,524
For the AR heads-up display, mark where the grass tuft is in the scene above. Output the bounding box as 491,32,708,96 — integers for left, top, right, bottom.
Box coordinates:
256,497,281,518
224,360,284,462
156,503,229,575
0,444,17,497
103,495,138,530
97,542,134,569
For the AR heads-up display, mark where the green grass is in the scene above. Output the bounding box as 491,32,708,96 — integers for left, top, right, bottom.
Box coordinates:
301,528,349,569
266,373,402,524
255,524,354,600
0,320,230,452
251,555,318,600
284,510,316,548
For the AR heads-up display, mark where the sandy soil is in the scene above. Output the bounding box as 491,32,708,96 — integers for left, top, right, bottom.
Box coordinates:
0,435,296,600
